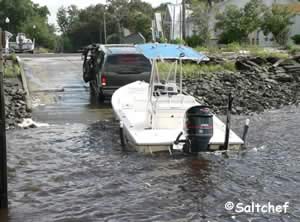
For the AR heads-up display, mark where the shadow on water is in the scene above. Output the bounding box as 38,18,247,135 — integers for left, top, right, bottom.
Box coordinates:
0,209,8,222
86,90,112,110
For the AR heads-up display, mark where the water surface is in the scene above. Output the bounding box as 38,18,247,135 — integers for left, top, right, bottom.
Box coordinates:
5,106,300,222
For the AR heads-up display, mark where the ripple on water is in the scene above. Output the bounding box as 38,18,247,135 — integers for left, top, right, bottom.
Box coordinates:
5,106,300,222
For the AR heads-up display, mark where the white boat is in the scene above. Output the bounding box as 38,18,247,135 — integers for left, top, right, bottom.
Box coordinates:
112,59,244,154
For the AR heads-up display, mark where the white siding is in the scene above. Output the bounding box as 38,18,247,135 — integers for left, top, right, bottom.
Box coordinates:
289,15,300,38
212,0,299,46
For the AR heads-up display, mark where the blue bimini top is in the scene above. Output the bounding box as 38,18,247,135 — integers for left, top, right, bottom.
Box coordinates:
136,43,209,62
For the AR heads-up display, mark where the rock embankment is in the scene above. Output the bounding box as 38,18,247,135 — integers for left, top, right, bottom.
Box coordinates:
183,56,300,114
4,79,32,129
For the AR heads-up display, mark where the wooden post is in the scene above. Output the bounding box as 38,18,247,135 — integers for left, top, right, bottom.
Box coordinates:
0,28,8,208
224,93,233,150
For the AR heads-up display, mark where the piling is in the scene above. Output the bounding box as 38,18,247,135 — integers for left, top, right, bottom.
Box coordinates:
0,28,8,208
224,93,233,150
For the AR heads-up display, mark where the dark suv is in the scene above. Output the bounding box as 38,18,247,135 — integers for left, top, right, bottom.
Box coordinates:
82,44,151,101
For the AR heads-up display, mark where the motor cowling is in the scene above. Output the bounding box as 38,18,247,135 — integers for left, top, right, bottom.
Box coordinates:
184,105,214,152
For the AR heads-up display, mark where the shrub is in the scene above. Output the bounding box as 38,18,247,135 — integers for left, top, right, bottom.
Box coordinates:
216,0,266,44
4,62,20,78
287,44,300,55
261,5,295,45
159,36,168,43
170,38,185,45
185,35,204,48
291,34,300,45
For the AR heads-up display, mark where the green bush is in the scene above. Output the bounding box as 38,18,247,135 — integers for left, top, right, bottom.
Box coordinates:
170,38,185,45
195,46,221,54
287,44,300,55
4,62,20,78
159,36,168,43
291,34,300,45
222,42,241,52
185,35,204,48
4,53,18,63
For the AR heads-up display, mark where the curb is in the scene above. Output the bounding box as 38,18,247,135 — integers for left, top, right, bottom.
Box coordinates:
16,56,32,112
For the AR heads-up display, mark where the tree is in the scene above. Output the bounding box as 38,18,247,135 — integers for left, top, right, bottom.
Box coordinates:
186,0,225,9
190,1,210,44
127,11,152,40
0,0,56,49
261,4,295,45
216,0,266,43
215,5,244,43
127,0,153,41
21,16,56,49
57,5,79,34
57,0,154,51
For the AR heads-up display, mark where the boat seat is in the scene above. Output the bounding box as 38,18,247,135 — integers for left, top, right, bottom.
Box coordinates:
151,95,197,129
152,111,184,129
154,95,196,110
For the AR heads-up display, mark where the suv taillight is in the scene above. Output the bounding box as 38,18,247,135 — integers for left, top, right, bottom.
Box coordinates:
101,75,107,86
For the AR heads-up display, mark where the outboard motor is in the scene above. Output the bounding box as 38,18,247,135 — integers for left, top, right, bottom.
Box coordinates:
183,105,214,153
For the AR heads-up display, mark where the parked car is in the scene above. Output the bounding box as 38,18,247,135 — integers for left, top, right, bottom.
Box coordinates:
82,44,151,101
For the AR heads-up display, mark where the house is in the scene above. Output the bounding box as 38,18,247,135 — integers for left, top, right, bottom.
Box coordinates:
122,32,146,44
154,0,300,46
153,3,194,41
152,13,164,41
212,0,300,46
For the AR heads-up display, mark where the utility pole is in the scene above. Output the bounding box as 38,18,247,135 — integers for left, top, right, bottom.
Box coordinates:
182,0,186,41
0,28,8,209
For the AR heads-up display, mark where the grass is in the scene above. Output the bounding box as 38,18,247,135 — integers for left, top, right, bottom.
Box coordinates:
3,54,21,78
196,43,290,59
4,63,21,78
287,44,300,55
35,47,50,53
157,61,236,78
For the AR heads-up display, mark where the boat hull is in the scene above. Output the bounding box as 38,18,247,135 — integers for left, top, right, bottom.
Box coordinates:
112,81,244,154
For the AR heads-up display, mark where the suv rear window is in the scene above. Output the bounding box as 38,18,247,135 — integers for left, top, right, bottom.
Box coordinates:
105,54,151,74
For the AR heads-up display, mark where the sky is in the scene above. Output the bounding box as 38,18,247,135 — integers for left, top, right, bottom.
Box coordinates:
31,0,181,25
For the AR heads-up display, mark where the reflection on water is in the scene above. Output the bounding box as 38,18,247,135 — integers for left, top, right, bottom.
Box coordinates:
5,106,300,221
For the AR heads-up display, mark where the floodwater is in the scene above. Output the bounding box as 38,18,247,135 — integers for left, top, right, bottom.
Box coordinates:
2,55,300,221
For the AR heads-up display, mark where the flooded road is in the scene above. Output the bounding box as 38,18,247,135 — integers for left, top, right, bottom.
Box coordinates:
4,55,300,221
